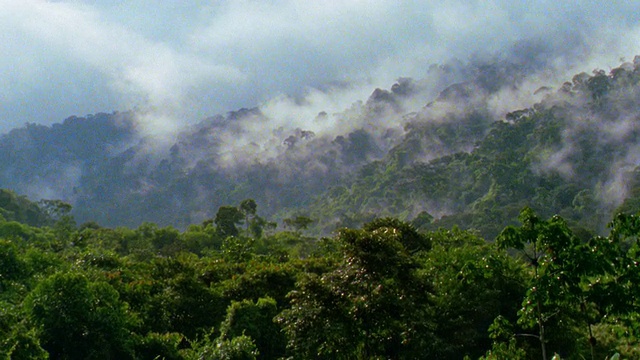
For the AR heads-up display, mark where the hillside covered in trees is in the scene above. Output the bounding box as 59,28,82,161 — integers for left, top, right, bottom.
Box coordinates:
2,57,640,358
3,58,640,239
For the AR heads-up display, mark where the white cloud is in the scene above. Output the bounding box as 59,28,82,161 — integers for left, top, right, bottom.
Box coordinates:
0,0,244,135
2,0,640,137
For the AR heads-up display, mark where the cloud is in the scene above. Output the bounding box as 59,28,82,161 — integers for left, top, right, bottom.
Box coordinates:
0,0,243,136
2,0,640,138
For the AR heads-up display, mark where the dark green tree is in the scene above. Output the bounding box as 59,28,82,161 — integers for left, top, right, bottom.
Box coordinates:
0,189,49,226
218,297,285,359
221,236,254,263
130,332,184,360
0,239,28,286
278,220,434,359
215,206,245,238
0,302,48,359
423,227,525,358
239,199,257,231
143,256,225,339
37,200,72,223
24,272,132,359
282,216,313,232
496,208,589,359
220,261,297,306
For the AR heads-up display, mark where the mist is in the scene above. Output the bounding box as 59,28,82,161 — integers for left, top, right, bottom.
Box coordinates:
531,64,640,213
3,0,640,138
4,1,640,231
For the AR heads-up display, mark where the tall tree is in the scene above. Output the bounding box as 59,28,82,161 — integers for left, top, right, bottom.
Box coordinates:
218,297,285,359
239,199,257,231
24,272,132,359
496,208,587,359
278,220,434,358
215,206,245,238
424,227,525,358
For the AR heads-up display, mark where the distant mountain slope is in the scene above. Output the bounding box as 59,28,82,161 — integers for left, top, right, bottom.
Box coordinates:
2,58,640,236
309,58,640,238
0,112,136,202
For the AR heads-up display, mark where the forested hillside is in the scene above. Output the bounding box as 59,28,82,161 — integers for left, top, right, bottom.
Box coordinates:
309,57,640,238
2,58,640,237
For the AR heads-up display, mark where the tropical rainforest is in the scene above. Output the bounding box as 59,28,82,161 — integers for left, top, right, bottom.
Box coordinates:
2,57,640,359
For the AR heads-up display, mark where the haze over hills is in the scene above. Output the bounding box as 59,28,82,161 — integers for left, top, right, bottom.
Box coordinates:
3,55,640,239
5,1,640,236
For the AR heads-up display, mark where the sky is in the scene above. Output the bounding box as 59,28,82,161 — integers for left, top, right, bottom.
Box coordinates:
2,0,640,135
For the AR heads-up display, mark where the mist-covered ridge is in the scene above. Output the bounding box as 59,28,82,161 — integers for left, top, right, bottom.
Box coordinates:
3,57,640,237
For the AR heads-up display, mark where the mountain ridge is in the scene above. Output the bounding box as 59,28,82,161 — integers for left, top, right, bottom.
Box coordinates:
2,57,640,237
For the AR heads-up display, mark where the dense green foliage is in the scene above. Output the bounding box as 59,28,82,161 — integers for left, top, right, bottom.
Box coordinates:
0,195,637,359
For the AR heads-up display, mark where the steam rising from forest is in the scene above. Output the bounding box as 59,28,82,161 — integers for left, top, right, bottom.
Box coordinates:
4,1,640,230
532,63,640,211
